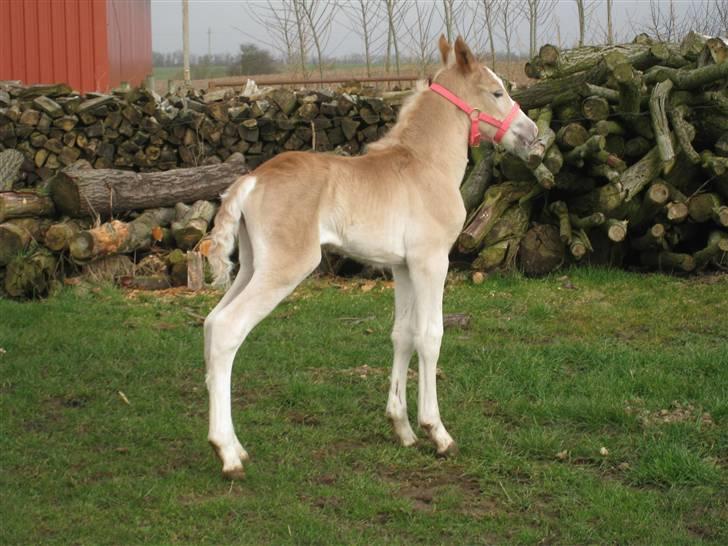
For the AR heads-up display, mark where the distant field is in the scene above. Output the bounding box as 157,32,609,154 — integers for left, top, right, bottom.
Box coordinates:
153,58,530,93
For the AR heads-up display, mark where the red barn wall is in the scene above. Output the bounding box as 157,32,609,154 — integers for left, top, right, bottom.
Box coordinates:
106,0,152,91
0,0,151,93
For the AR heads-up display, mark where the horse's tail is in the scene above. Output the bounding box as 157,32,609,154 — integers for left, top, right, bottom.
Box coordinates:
207,175,256,288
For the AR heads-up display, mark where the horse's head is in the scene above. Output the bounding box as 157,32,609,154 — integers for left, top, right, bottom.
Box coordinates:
433,35,538,160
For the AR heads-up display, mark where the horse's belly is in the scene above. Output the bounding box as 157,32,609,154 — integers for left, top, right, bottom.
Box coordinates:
320,222,406,266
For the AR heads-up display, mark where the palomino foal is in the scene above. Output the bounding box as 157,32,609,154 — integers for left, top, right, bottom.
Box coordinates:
204,36,537,479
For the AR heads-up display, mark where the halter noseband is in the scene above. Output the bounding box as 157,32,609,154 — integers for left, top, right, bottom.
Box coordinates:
429,83,521,146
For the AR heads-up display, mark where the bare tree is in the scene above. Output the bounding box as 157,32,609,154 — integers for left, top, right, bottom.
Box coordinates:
384,0,403,76
292,0,310,78
298,0,337,80
606,0,613,45
480,1,501,69
500,0,524,78
525,0,557,58
403,1,438,76
442,0,454,42
575,0,585,46
239,1,297,71
684,0,728,36
640,0,685,42
342,1,384,77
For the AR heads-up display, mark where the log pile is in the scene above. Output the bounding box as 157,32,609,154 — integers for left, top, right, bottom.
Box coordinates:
461,32,728,276
0,153,247,297
2,34,728,298
0,80,402,188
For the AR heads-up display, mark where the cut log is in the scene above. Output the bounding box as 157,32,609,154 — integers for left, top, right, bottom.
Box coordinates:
460,144,494,214
526,108,555,168
668,104,700,164
549,201,572,243
50,152,247,218
694,231,728,269
0,149,25,191
621,137,677,202
45,219,88,252
640,250,695,272
517,224,565,276
570,212,605,229
186,251,204,290
582,96,610,121
602,218,628,242
4,248,58,298
0,222,32,265
70,207,176,261
171,200,217,250
631,224,666,251
458,182,535,252
0,191,55,222
688,193,728,225
648,80,675,173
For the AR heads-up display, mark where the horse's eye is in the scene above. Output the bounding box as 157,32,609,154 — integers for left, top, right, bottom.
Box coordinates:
493,91,503,98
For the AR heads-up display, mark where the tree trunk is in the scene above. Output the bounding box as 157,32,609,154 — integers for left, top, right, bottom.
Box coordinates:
50,153,246,218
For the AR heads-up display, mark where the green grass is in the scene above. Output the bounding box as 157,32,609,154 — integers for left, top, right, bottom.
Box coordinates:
1,268,727,544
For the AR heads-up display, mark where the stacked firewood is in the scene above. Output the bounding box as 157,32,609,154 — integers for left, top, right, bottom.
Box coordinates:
0,153,248,297
459,32,728,275
0,80,401,187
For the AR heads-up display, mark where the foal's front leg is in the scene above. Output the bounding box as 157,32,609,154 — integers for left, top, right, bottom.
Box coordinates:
386,265,418,446
409,254,456,456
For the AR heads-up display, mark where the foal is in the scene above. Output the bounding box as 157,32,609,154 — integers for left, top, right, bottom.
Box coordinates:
204,36,538,479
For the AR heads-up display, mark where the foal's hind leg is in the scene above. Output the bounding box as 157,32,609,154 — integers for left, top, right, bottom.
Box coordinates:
205,252,320,479
204,223,255,463
386,265,418,446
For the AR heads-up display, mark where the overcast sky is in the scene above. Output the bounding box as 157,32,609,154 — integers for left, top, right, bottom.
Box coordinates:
150,0,700,59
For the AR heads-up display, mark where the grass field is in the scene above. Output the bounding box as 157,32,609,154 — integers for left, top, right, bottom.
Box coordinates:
1,268,727,544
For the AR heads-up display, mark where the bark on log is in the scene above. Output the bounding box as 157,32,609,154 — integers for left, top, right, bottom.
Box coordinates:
4,248,58,298
70,207,176,260
0,191,55,222
172,200,217,250
458,182,535,252
631,223,666,251
694,231,728,269
0,222,32,265
0,149,25,191
517,224,565,276
50,152,246,218
460,144,494,214
45,219,87,252
640,250,695,271
649,80,676,173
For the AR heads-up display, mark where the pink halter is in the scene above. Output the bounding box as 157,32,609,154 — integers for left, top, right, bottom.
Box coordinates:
429,82,521,146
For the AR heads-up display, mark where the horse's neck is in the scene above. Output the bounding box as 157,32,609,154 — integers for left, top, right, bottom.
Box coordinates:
374,90,471,184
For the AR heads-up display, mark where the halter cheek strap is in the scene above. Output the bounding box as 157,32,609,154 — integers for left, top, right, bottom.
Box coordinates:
429,83,521,146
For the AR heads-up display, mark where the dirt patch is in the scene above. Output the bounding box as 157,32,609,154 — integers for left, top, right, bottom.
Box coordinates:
379,464,503,517
625,399,714,427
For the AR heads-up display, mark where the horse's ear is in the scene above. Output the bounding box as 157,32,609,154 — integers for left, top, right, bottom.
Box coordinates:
438,34,450,66
454,36,476,73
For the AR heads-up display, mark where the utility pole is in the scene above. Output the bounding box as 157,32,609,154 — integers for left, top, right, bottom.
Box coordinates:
207,27,212,61
182,0,191,83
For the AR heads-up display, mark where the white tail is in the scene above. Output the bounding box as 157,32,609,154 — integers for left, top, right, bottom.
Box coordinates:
207,176,256,287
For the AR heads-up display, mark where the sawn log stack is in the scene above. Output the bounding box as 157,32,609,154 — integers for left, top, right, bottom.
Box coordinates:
1,33,727,297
